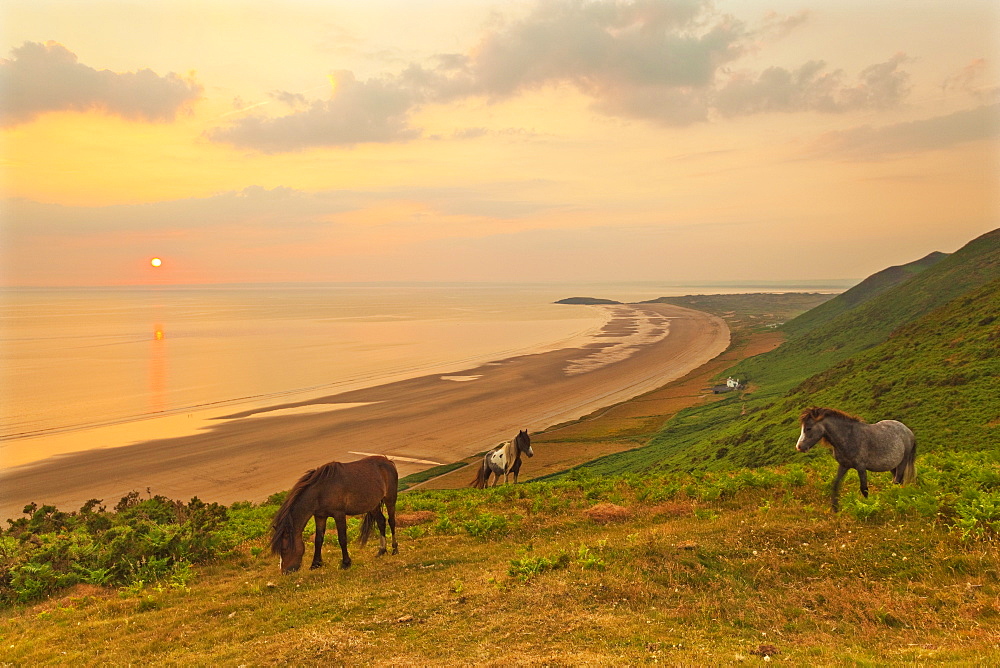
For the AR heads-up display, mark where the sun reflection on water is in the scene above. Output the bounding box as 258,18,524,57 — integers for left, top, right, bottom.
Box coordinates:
150,324,167,413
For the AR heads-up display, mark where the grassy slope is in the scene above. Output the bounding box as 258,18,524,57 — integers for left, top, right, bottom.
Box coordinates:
565,228,998,477
571,276,1000,476
780,251,947,339
4,474,999,665
735,228,999,395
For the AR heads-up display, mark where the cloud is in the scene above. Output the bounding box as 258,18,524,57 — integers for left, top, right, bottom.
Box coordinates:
207,0,913,151
807,103,1000,159
941,58,999,104
269,90,309,109
3,182,552,242
714,54,910,117
438,0,747,124
465,0,739,95
0,41,202,127
756,10,811,42
207,70,422,151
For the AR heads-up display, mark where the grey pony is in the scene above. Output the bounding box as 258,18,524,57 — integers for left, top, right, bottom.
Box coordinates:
796,407,916,511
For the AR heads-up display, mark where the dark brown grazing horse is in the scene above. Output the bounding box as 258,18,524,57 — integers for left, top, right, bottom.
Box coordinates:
796,407,916,512
270,455,398,573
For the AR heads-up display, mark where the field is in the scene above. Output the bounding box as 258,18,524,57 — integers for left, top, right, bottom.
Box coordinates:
3,468,999,665
3,230,998,665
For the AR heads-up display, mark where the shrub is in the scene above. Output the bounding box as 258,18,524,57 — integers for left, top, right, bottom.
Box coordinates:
508,553,570,582
462,513,510,540
1,493,250,606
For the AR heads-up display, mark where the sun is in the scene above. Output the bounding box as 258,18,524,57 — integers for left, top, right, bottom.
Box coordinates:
150,257,162,267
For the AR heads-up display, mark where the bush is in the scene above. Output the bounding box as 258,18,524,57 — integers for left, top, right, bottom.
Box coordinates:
508,552,570,582
462,513,511,540
0,493,252,606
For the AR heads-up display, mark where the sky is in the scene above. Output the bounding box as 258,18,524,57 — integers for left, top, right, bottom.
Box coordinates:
1,0,998,286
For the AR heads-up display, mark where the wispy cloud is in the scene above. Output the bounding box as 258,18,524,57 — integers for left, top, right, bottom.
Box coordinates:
206,70,422,151
714,54,911,117
941,58,999,103
0,41,202,127
808,103,1000,160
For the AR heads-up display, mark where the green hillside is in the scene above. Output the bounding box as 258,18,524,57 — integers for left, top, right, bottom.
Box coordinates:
568,276,1000,479
734,229,999,394
780,251,947,339
565,231,999,478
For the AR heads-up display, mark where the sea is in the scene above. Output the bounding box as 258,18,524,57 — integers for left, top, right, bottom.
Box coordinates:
0,281,850,467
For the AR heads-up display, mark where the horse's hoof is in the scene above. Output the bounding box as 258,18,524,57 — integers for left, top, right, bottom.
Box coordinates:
391,547,399,555
310,562,323,570
377,548,388,557
340,559,352,570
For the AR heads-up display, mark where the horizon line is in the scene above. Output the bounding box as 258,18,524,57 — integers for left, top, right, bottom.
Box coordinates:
0,278,861,290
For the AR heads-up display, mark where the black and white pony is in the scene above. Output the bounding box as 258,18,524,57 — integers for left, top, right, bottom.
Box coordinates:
470,430,533,488
796,407,917,512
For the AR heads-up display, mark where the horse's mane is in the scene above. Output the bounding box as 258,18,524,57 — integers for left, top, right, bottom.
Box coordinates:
801,407,865,424
269,462,339,555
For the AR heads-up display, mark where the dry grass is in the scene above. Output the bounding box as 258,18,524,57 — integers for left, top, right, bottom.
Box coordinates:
3,479,998,666
583,502,631,524
395,510,436,527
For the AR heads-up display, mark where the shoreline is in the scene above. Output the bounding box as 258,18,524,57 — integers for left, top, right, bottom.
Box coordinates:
0,303,729,521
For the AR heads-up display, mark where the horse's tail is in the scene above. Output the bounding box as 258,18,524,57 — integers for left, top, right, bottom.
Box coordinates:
470,455,489,489
902,438,917,485
359,504,382,547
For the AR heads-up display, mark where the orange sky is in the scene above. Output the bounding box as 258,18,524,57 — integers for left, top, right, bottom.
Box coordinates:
2,0,997,286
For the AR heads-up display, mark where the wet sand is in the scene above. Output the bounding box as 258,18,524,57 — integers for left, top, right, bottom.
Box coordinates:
0,303,728,520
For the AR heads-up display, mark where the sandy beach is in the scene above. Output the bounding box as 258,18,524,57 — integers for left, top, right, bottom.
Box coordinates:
0,303,728,520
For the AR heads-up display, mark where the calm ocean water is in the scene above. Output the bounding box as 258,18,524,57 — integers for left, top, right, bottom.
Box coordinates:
0,281,849,461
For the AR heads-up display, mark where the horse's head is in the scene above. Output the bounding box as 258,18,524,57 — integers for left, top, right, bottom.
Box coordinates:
517,429,534,457
795,407,828,453
271,519,306,574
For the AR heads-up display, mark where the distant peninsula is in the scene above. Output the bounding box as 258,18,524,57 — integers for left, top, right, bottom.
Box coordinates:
554,297,623,305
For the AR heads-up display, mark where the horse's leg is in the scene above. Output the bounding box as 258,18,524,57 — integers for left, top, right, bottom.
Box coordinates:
386,502,398,555
310,515,327,569
333,513,351,569
858,468,869,498
373,507,388,556
831,464,848,512
892,464,906,485
893,445,912,484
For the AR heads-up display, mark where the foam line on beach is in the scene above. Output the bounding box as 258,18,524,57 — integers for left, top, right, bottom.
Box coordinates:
348,452,444,466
